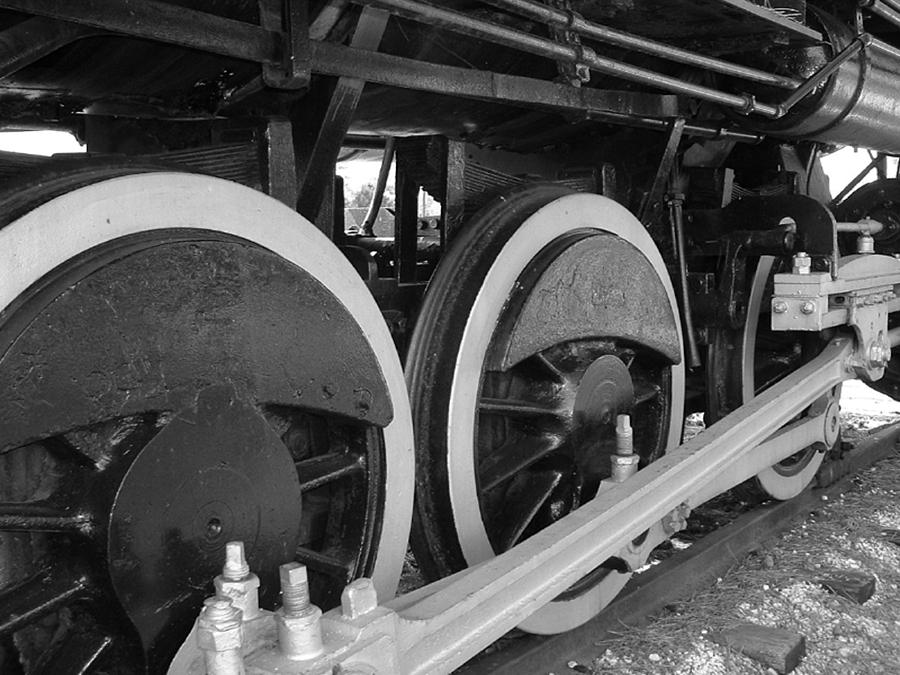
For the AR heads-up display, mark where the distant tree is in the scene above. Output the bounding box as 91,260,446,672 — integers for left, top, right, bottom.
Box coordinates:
348,182,375,208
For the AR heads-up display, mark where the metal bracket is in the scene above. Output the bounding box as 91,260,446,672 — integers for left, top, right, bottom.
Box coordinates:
771,253,900,380
260,0,311,90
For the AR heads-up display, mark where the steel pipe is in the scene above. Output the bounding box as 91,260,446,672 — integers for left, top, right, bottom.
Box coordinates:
354,0,781,117
862,0,900,28
481,0,801,89
312,42,765,143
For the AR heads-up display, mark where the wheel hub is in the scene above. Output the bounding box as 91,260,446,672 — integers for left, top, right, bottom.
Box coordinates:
572,354,635,479
107,386,302,664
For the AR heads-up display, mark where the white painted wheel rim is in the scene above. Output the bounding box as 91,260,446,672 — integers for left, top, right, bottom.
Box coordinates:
446,193,685,632
742,256,826,500
0,172,415,599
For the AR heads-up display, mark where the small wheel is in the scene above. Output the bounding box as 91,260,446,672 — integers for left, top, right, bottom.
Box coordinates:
0,170,414,672
407,186,684,633
707,256,826,500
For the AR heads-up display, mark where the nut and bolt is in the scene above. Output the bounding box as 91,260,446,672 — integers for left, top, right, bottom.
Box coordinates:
772,300,788,314
197,596,244,675
215,541,261,621
792,251,811,275
857,232,875,254
341,578,379,620
611,415,639,482
869,341,891,368
276,562,324,661
615,414,633,456
800,301,816,315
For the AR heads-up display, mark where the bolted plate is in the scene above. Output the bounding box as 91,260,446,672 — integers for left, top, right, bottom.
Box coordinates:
107,385,302,668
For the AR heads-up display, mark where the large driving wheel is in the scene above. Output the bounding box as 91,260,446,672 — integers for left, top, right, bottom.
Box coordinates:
407,186,684,634
0,170,414,672
707,256,827,499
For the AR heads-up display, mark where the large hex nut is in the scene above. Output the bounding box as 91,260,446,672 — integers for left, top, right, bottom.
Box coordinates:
215,574,261,620
276,605,324,660
197,622,243,652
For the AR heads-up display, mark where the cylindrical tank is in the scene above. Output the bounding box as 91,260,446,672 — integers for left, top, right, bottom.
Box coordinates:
755,8,900,153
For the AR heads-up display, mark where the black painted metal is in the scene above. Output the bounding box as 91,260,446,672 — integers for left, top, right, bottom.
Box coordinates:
0,167,394,672
722,195,839,276
0,235,392,453
0,0,280,64
407,184,678,586
0,17,98,80
296,7,389,225
107,386,303,667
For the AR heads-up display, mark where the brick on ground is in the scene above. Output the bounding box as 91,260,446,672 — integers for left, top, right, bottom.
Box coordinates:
708,623,806,674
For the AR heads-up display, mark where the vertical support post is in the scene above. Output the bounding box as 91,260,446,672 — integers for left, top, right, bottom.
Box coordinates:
395,141,420,285
440,137,467,246
262,117,298,208
295,6,389,230
877,152,889,180
259,0,310,89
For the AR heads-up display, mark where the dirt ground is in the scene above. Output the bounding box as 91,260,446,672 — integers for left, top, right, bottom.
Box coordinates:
573,380,900,675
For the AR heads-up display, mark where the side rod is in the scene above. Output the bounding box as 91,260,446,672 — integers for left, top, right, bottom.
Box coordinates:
389,337,851,674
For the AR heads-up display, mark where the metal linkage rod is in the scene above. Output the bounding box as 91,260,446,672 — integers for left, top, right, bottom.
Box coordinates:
481,0,801,89
388,338,852,674
861,0,900,28
775,34,871,117
353,0,781,117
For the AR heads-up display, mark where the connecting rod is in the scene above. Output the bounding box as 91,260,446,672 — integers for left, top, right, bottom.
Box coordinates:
178,336,852,675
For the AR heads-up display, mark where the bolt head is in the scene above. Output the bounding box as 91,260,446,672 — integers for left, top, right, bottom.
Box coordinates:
223,541,251,581
800,301,816,315
772,300,788,314
792,252,811,275
341,578,379,620
280,562,308,588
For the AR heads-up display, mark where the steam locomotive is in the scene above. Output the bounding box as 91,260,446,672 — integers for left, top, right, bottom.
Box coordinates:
1,1,899,672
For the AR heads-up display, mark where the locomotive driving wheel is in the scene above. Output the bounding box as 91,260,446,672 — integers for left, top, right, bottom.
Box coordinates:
707,256,828,500
0,170,414,673
407,186,685,634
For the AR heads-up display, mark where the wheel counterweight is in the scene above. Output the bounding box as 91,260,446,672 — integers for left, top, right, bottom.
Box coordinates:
0,171,414,672
407,187,684,634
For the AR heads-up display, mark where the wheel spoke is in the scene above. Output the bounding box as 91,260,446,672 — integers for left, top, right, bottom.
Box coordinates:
633,382,661,406
295,547,355,583
479,434,564,491
0,565,91,637
0,501,92,533
32,627,114,675
496,470,562,550
529,353,567,384
296,452,365,492
478,397,567,420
